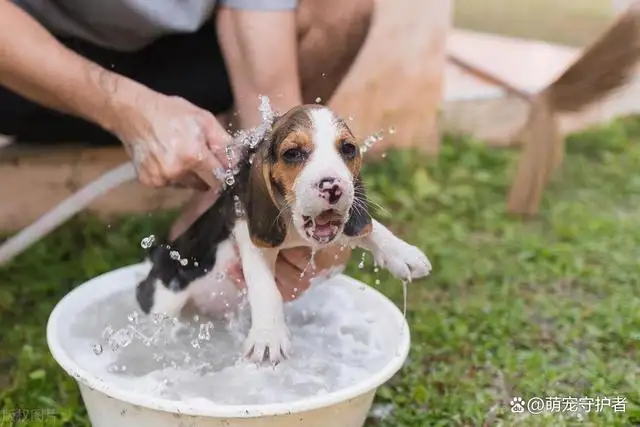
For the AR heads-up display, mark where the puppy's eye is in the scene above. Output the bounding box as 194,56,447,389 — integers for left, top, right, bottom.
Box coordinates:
282,148,306,163
340,140,357,159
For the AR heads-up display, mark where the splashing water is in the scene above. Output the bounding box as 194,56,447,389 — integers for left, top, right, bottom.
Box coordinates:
233,195,244,217
66,278,394,406
361,130,385,153
140,235,156,249
214,95,277,189
299,248,318,279
358,252,366,269
234,95,276,150
92,343,103,355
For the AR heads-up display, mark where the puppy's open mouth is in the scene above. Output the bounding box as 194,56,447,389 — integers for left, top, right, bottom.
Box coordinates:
303,210,343,243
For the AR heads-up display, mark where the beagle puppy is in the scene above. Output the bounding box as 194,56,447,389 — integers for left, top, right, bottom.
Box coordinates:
136,105,431,364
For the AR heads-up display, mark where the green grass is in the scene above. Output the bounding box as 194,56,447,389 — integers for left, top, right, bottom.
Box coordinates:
454,0,614,46
2,117,640,426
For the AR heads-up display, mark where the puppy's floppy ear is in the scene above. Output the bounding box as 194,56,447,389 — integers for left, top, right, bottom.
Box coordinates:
246,143,287,248
343,174,373,237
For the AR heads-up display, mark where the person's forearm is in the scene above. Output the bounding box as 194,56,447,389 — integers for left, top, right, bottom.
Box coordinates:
216,7,302,129
0,1,139,133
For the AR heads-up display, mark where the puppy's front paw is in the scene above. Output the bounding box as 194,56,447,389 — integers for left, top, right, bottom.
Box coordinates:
376,239,432,282
243,323,292,365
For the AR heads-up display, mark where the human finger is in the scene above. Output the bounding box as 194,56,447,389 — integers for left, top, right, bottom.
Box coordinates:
203,116,235,167
190,149,221,189
171,172,210,191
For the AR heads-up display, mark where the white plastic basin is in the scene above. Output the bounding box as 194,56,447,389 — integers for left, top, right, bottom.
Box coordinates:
47,262,410,427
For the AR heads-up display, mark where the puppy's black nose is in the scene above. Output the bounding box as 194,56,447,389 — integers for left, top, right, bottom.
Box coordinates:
318,177,343,204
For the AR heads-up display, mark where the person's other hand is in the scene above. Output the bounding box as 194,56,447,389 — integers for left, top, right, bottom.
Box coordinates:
226,245,353,302
274,246,352,301
111,87,232,190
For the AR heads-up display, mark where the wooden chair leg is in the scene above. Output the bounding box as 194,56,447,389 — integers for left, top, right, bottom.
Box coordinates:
506,95,561,216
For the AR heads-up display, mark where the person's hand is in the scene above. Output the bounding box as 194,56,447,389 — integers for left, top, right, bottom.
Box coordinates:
110,85,233,190
226,245,353,301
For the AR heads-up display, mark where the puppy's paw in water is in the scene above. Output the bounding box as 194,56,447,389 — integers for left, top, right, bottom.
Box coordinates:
376,238,431,281
243,324,292,365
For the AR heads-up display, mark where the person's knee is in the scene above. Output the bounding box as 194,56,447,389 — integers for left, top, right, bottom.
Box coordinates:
299,0,374,58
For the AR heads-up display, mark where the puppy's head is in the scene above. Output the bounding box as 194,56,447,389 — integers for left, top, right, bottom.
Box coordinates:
246,105,372,248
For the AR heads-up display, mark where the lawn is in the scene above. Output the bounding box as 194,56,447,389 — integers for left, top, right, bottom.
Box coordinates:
454,0,615,46
2,116,640,426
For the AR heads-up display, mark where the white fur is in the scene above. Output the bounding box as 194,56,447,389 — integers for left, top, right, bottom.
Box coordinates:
233,220,291,364
351,219,432,281
291,108,355,243
144,240,242,318
150,280,191,317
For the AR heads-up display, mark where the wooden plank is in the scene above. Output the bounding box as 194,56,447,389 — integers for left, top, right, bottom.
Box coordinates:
0,146,192,232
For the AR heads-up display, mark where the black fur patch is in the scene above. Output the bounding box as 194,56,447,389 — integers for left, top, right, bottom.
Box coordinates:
343,176,372,237
135,148,255,314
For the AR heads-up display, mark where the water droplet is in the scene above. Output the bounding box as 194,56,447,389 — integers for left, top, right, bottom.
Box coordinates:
381,152,388,158
375,279,380,285
107,328,133,352
361,131,385,153
102,325,114,340
233,195,244,217
191,339,200,349
225,174,235,187
140,235,156,249
169,250,180,260
152,312,169,325
388,126,397,135
321,73,327,77
192,315,200,322
92,343,103,355
374,266,379,273
127,311,139,324
194,261,199,267
198,323,212,341
180,258,188,266
315,97,322,103
120,365,128,372
358,253,366,269
348,116,354,121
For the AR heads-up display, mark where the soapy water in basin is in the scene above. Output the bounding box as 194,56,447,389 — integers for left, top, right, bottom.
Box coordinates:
66,278,397,406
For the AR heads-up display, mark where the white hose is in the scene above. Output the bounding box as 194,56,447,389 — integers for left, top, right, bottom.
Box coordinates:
0,162,137,265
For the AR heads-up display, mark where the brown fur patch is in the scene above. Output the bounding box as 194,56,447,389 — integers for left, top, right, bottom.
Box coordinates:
265,107,317,207
271,130,314,206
